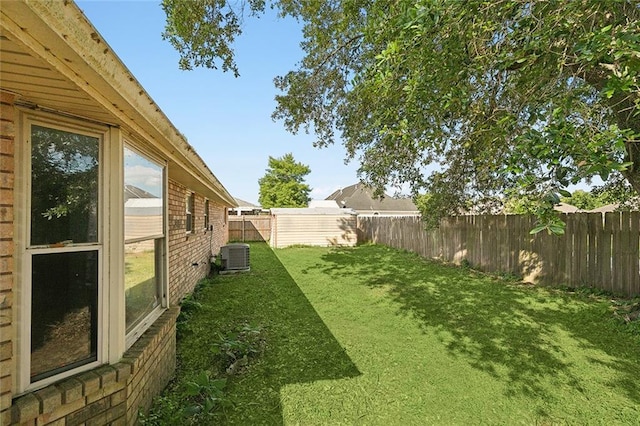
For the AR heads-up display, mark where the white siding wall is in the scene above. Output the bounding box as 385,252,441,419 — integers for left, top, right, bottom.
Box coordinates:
270,214,357,248
124,215,163,240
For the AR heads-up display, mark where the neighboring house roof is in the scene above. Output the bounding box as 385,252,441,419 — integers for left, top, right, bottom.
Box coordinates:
553,203,580,213
0,1,236,207
233,198,260,208
588,203,620,213
309,200,340,208
326,183,419,213
125,184,157,201
271,207,357,216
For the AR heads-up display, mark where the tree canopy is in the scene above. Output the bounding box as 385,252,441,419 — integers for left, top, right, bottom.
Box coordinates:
258,153,312,208
559,189,605,210
164,0,640,232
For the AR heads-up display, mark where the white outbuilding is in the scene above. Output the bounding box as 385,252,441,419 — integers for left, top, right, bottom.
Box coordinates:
270,207,358,248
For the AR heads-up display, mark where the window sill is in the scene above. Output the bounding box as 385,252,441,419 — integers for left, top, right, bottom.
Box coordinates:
125,306,166,350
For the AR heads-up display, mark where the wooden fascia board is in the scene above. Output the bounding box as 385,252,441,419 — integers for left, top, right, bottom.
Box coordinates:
1,0,236,206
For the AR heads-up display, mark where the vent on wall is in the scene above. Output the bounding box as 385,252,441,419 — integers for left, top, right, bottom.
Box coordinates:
220,243,250,271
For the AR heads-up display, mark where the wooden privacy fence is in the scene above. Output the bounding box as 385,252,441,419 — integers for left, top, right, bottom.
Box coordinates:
228,215,271,242
358,212,640,297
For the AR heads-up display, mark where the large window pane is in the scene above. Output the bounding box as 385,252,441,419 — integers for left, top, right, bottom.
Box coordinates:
124,147,163,240
31,125,99,245
125,240,162,333
124,145,165,338
186,193,194,233
31,251,98,381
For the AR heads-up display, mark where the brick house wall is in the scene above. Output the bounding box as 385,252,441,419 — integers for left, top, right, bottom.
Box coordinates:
0,91,15,426
9,307,179,425
168,180,228,305
2,105,230,424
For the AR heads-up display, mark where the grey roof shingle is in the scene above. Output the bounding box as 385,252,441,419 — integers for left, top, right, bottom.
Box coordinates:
124,184,157,201
326,183,418,212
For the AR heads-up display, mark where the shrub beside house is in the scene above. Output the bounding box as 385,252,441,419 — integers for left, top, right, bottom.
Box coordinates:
0,1,236,424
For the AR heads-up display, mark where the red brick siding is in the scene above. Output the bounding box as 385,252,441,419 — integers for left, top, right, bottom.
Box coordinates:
0,91,15,426
168,180,228,305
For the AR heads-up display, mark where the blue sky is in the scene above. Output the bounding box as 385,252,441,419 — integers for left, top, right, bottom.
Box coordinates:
77,0,361,205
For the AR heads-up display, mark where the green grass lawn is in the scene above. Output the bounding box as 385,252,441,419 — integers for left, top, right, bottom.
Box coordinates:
148,243,640,425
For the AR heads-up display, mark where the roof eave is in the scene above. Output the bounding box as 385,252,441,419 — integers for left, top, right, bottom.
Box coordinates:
0,0,236,206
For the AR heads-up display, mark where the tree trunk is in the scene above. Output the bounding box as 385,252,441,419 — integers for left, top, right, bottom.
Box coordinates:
613,92,640,196
621,139,640,195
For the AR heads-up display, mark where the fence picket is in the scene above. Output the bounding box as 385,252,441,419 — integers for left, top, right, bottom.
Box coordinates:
617,212,631,295
228,215,271,242
586,214,600,288
606,213,620,294
573,214,588,287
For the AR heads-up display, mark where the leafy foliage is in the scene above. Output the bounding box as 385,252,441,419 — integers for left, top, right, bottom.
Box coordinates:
502,191,569,234
176,292,203,335
161,0,266,75
592,171,640,209
258,153,312,208
140,371,229,425
611,298,640,336
183,372,228,416
211,323,264,371
164,1,640,234
504,179,639,215
560,189,605,210
143,316,266,424
138,394,185,425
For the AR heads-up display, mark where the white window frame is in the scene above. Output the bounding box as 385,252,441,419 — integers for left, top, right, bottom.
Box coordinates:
123,142,168,349
186,191,195,233
15,112,110,394
14,113,172,395
203,199,210,231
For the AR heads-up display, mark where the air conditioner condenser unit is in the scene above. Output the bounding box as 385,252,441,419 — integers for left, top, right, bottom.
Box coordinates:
220,243,250,272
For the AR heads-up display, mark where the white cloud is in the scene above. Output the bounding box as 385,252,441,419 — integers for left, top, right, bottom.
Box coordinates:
125,164,162,194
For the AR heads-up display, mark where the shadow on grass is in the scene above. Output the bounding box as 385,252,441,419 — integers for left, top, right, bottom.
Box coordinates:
177,243,360,425
312,244,640,407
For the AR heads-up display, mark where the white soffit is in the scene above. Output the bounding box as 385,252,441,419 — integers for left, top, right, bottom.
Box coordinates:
0,0,236,206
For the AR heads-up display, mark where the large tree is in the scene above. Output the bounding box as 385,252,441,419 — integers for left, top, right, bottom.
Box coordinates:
163,0,639,232
258,153,312,208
